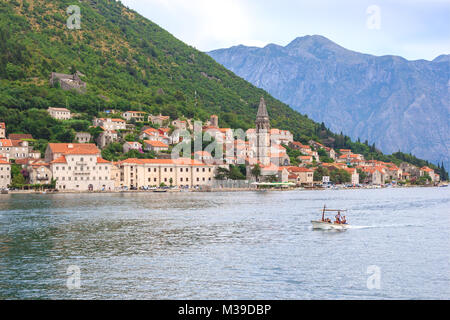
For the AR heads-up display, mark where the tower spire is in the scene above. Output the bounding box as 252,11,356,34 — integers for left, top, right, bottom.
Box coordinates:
257,97,269,119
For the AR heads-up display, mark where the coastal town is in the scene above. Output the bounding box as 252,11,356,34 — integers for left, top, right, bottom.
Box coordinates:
0,97,445,193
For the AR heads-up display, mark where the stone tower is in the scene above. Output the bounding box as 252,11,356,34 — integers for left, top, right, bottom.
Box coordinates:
255,97,271,166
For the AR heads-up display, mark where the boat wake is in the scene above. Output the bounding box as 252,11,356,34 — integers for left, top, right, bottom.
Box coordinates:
346,225,373,229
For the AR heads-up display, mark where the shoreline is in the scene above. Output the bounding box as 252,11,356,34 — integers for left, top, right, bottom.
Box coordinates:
2,184,444,195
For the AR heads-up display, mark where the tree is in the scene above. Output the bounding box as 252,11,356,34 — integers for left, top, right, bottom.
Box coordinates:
11,165,26,188
314,166,330,182
251,164,261,181
215,167,229,180
229,165,246,180
330,169,351,184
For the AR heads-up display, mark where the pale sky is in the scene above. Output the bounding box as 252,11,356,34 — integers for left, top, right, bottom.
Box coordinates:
121,0,450,61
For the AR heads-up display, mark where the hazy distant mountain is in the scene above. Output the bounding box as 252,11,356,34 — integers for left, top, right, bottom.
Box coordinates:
209,35,450,168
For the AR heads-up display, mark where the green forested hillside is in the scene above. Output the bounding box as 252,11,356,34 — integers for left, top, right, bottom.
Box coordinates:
0,0,447,178
0,0,317,133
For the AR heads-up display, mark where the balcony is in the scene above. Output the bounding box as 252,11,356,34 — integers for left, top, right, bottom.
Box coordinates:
74,171,91,176
76,162,88,166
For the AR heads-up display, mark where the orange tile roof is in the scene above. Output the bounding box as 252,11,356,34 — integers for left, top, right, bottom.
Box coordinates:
143,128,160,134
99,118,125,123
48,143,100,155
0,158,10,165
51,156,67,164
282,166,313,173
8,134,34,140
0,139,12,147
11,140,26,147
144,140,169,148
96,157,111,164
0,123,5,129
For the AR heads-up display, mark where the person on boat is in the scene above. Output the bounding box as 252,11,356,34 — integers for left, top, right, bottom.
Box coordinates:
342,216,347,224
335,212,342,224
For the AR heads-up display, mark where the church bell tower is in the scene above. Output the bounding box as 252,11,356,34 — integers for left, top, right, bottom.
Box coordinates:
255,97,271,166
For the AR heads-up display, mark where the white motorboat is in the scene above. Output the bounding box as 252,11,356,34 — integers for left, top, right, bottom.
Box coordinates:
311,206,349,230
311,220,349,230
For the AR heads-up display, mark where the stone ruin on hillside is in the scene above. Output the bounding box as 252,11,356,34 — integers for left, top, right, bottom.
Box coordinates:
49,71,87,93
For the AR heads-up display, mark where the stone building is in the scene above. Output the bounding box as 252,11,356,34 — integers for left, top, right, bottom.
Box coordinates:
27,161,52,185
0,123,5,139
113,158,216,189
45,143,113,191
48,107,72,120
50,72,86,93
148,114,170,127
0,139,29,160
96,131,119,149
93,118,126,131
143,140,169,153
122,111,146,122
123,141,142,154
0,158,11,189
75,132,91,144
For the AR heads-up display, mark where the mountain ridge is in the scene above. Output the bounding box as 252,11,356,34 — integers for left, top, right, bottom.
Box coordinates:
208,36,450,168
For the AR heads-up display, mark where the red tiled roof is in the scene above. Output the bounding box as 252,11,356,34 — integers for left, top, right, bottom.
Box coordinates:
51,156,67,164
144,140,169,148
0,123,5,129
142,128,160,134
0,139,12,147
8,134,34,140
283,166,313,173
48,143,100,155
11,140,25,147
97,157,111,164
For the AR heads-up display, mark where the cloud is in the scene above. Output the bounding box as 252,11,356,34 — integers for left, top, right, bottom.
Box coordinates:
121,0,449,59
123,0,256,50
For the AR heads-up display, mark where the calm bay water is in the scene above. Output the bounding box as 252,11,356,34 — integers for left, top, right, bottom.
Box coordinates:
0,187,449,300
